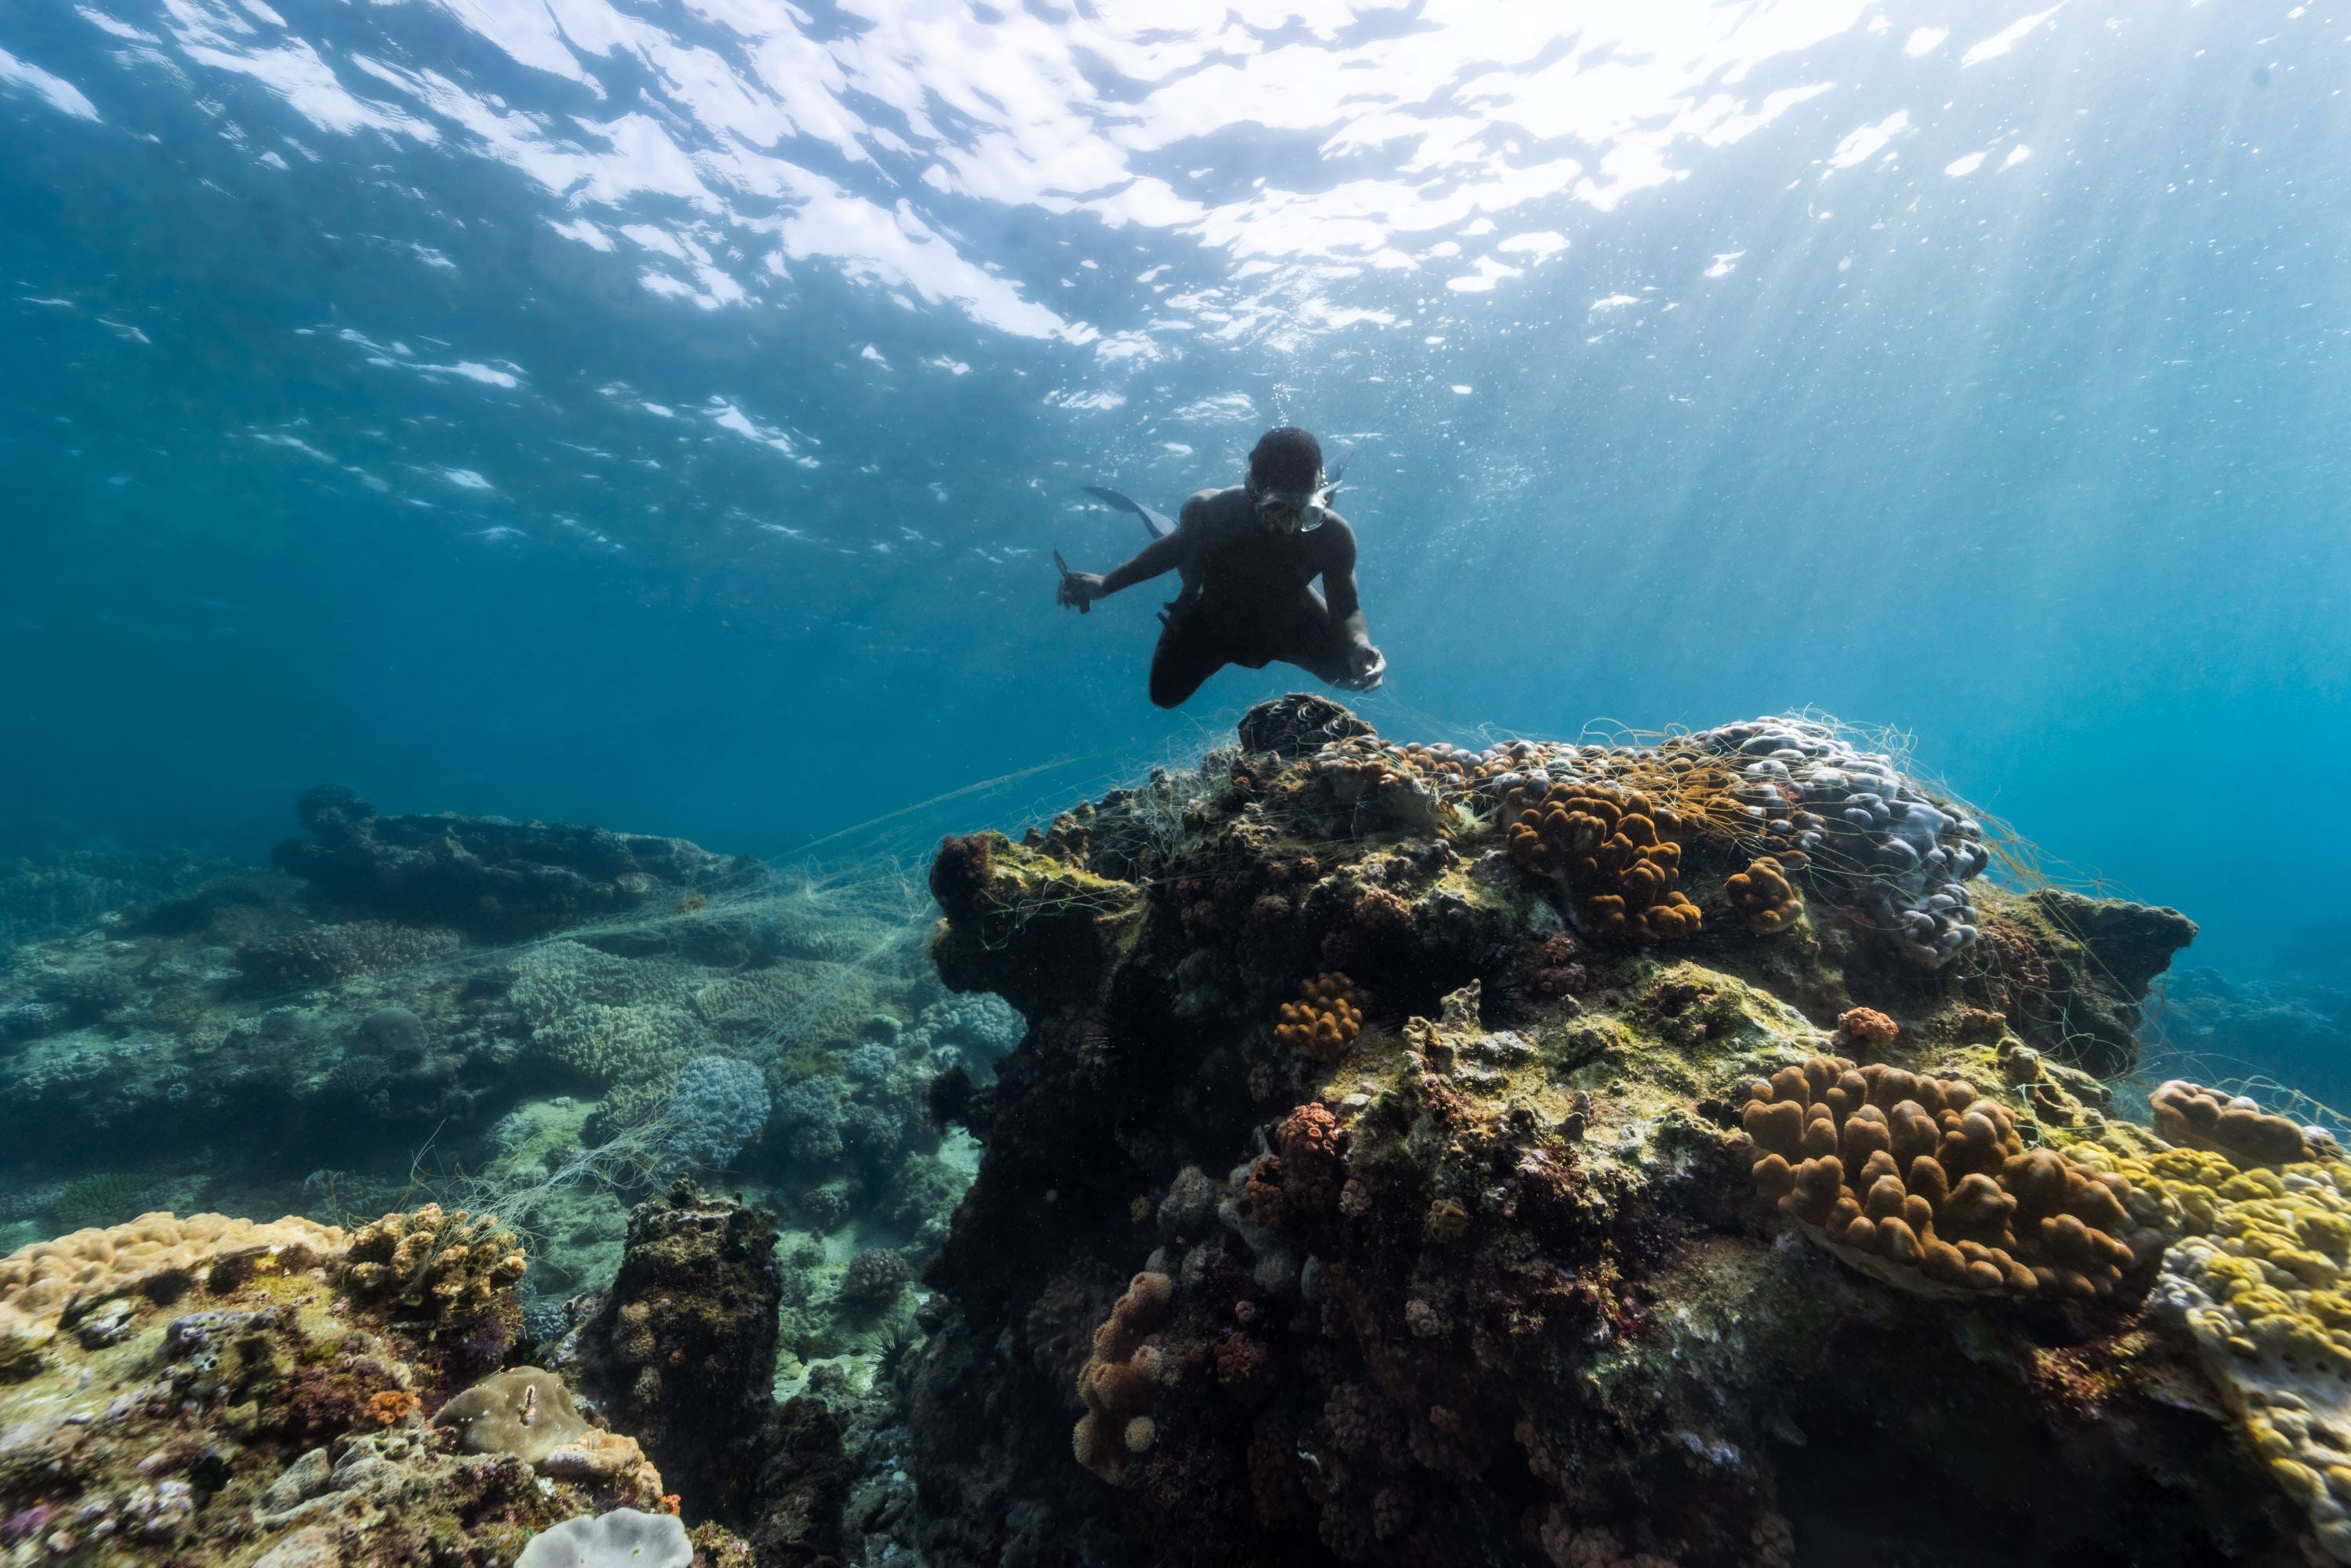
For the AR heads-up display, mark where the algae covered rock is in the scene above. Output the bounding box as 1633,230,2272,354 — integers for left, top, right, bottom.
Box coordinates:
572,1179,783,1526
905,699,2307,1568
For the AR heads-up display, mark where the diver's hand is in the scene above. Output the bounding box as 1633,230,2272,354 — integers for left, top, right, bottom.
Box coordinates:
1057,570,1107,613
1337,645,1386,692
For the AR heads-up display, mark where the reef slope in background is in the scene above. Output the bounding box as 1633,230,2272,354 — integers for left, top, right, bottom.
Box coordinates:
911,696,2339,1568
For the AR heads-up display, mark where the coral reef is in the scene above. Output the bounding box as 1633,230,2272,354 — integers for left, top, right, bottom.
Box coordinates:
271,785,766,941
904,697,2312,1568
0,788,961,1320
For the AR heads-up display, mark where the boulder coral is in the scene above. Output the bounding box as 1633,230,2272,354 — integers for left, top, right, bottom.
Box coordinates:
0,1211,347,1373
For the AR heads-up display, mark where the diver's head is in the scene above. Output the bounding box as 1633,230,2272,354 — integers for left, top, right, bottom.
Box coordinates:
1247,425,1330,533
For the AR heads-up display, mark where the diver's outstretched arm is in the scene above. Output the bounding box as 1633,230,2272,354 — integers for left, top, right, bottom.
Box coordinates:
1058,519,1190,612
1316,518,1384,690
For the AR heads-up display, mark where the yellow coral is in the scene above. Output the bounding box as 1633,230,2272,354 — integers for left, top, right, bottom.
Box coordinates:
1275,973,1364,1063
0,1211,349,1371
2073,1135,2351,1560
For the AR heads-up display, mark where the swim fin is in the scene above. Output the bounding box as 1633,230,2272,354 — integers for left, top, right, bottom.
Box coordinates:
1082,485,1177,540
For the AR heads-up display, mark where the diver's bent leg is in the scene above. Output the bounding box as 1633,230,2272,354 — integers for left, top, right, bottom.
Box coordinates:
1150,614,1230,708
1272,605,1360,688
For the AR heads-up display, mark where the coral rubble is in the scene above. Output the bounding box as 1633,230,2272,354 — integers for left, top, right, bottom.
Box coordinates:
905,697,2302,1567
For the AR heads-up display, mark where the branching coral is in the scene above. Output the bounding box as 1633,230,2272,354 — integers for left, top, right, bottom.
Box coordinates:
1722,857,1802,936
1073,1272,1170,1484
2151,1080,2313,1170
1274,973,1364,1062
1742,1058,2152,1298
661,1055,770,1174
339,1204,526,1324
1505,784,1701,941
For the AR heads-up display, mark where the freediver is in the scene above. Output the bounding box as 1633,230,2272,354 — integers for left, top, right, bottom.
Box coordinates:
1055,426,1386,709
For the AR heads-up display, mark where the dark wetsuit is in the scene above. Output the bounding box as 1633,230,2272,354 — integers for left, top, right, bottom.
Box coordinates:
1108,486,1371,708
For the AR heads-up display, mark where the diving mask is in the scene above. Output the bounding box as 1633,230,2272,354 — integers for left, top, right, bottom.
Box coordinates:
1254,475,1336,534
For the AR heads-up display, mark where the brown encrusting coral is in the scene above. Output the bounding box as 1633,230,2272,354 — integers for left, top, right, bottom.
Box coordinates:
1505,783,1702,940
2149,1078,2313,1169
1741,1056,2153,1297
904,697,2312,1568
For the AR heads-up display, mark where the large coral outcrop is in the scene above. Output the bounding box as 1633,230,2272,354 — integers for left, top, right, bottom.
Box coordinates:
272,785,767,940
906,697,2312,1568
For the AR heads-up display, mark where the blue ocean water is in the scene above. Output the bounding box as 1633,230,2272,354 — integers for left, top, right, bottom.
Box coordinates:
2,0,2346,985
